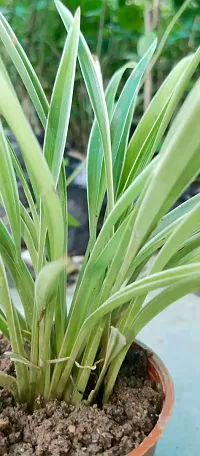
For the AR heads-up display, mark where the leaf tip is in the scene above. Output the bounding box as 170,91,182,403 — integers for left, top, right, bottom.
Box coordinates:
74,7,81,29
75,7,81,17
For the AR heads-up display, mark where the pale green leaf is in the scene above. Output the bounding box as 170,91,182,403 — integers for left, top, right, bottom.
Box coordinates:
21,218,38,272
6,351,40,370
54,265,200,398
96,40,157,226
0,121,21,254
8,140,39,230
132,195,200,272
0,256,29,401
55,0,114,215
0,71,64,261
150,202,200,274
0,12,48,127
166,231,200,268
0,370,19,400
115,77,200,288
0,220,34,326
35,257,68,314
105,326,127,364
0,308,9,339
120,50,200,192
137,32,157,57
87,63,136,234
86,326,126,404
44,9,80,185
132,274,200,338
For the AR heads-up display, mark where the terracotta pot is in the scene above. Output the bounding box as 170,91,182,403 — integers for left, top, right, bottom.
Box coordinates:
128,340,174,456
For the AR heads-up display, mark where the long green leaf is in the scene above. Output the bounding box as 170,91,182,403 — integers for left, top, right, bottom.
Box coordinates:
53,265,200,398
0,308,9,339
176,246,200,265
150,202,200,274
86,326,126,405
132,274,200,338
150,194,200,239
113,97,136,196
70,322,105,404
0,71,64,261
44,9,80,185
85,266,200,330
20,203,38,249
131,195,200,273
8,140,39,230
68,158,157,331
35,257,68,315
57,164,68,348
116,201,200,344
87,63,135,235
0,257,29,401
0,121,21,254
0,370,19,400
0,12,48,127
6,352,40,370
87,42,156,237
60,159,156,363
21,219,38,272
0,219,34,326
34,257,68,395
120,50,200,192
104,270,200,403
115,77,200,288
55,0,114,215
100,39,157,200
166,231,200,268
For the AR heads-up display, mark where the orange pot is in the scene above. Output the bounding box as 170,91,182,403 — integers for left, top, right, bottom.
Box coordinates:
128,341,174,456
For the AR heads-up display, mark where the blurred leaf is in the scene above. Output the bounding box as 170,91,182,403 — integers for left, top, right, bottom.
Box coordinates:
137,32,157,57
117,5,143,31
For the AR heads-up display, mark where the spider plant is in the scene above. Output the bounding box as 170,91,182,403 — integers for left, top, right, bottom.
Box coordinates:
0,0,200,410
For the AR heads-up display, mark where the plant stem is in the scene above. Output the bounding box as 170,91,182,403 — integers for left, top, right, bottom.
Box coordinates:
143,0,192,84
96,0,107,60
70,323,104,404
103,345,129,403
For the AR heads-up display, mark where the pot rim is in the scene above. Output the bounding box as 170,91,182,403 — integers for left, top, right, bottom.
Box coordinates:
128,339,174,456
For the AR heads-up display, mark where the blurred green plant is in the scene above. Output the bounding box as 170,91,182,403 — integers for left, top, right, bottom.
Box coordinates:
0,0,200,412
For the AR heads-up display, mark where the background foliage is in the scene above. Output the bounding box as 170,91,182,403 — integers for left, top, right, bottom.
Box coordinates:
1,0,200,150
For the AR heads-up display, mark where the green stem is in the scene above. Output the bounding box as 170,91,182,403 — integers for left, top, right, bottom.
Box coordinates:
29,302,39,407
103,345,129,403
70,322,105,404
